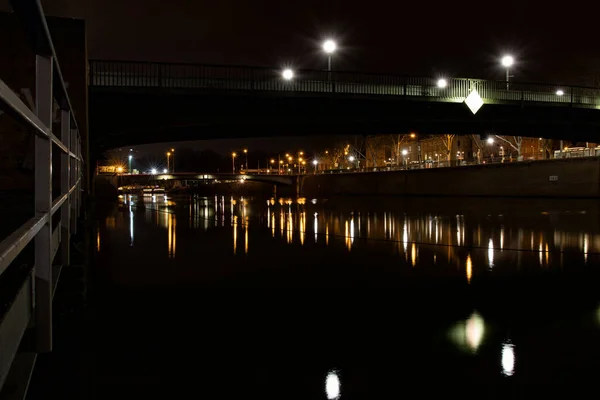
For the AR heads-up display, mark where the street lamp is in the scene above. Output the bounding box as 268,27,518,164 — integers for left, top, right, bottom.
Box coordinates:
232,152,237,173
243,149,248,171
556,89,564,96
128,151,133,174
166,152,171,173
322,39,337,71
312,159,318,174
170,148,175,173
163,168,168,174
282,68,294,81
487,137,494,145
501,55,514,90
437,78,448,88
151,168,157,175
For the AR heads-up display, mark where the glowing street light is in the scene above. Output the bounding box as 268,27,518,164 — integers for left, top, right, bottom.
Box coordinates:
282,68,294,81
501,55,514,90
232,152,237,173
116,166,123,173
348,155,355,162
437,78,448,88
487,137,494,145
151,168,157,175
243,149,248,170
312,159,318,165
322,39,337,71
401,149,408,156
163,168,168,173
556,89,564,96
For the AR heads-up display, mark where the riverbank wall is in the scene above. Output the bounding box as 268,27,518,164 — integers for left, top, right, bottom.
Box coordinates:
301,157,600,198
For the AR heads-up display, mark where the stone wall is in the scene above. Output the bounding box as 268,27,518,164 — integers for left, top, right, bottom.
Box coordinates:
302,157,600,198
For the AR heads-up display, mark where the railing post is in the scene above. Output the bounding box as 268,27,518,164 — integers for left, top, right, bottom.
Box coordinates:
60,110,70,266
35,54,53,353
403,75,407,96
70,128,77,234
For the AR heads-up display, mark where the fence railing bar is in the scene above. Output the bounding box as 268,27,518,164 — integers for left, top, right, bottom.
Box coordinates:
0,215,48,275
69,151,80,161
50,133,68,154
0,79,49,139
9,0,80,133
51,193,69,216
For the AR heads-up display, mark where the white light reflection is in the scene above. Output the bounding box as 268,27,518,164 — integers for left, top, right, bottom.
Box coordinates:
325,370,341,400
466,312,485,352
129,203,134,246
500,226,504,250
314,213,318,243
584,233,589,263
411,242,416,266
501,342,515,376
487,238,494,268
449,311,485,353
403,220,408,252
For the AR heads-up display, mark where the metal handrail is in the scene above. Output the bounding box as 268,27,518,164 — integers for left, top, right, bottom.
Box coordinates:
88,60,600,109
0,0,84,394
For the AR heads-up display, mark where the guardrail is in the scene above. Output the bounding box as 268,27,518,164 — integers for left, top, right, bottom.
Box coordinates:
89,60,600,109
0,0,83,396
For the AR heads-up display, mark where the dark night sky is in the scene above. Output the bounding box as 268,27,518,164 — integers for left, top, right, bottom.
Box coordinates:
7,0,599,84
3,0,599,157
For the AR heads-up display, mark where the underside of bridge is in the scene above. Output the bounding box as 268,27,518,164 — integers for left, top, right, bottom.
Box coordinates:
90,88,600,153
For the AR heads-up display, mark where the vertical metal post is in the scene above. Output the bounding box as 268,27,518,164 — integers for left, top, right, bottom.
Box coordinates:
35,54,53,353
60,110,70,266
70,128,77,233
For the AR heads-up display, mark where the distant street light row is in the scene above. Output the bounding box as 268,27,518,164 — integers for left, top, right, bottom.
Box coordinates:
280,49,566,96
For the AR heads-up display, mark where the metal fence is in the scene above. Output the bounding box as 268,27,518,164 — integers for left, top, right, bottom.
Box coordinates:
0,0,83,395
89,60,600,109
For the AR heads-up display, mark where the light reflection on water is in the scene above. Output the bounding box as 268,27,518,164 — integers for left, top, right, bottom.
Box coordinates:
108,194,600,269
95,194,600,383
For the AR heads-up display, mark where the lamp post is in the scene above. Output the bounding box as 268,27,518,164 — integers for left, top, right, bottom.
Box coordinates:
501,55,514,90
322,39,337,71
243,149,248,171
232,152,237,173
128,151,133,174
166,152,171,173
313,159,318,174
171,148,175,173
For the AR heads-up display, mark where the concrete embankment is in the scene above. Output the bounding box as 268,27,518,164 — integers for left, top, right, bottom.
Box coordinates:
301,157,600,198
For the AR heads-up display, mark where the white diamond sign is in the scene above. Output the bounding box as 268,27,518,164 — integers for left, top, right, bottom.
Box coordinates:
465,89,484,114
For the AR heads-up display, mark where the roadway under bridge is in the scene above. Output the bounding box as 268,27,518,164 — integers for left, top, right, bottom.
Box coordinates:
89,60,600,152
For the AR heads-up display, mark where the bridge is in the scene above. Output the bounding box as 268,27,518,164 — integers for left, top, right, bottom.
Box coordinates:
116,172,294,186
0,1,84,398
89,60,600,152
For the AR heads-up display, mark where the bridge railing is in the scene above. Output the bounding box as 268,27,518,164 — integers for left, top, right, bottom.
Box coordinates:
89,60,600,108
0,0,83,393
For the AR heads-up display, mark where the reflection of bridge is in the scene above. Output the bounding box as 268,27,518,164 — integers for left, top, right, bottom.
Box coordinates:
118,172,294,186
89,60,600,152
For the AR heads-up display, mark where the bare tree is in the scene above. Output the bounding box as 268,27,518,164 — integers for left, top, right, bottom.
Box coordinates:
494,135,523,160
470,135,486,164
364,135,387,167
387,134,409,166
438,134,456,162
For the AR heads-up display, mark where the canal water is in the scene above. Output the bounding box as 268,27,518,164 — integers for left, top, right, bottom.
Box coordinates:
30,194,600,398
